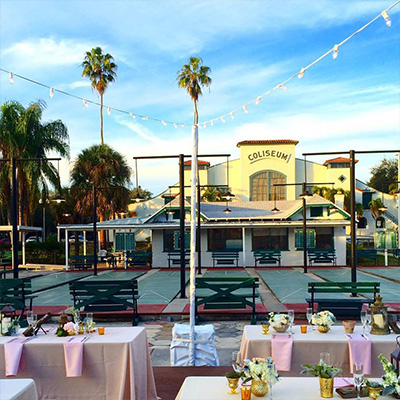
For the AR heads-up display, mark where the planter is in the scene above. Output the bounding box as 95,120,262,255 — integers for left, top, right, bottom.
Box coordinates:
318,325,330,333
251,380,268,397
319,377,334,398
342,320,356,334
368,386,381,399
272,324,289,333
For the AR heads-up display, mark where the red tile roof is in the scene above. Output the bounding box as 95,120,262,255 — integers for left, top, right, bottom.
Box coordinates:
323,157,358,165
237,140,299,147
184,160,211,166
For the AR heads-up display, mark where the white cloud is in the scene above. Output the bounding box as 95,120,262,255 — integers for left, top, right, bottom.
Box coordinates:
69,81,91,89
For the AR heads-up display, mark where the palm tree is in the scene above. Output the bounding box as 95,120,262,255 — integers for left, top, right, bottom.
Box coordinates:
81,47,117,145
177,57,212,124
369,198,385,220
0,100,69,225
70,144,131,248
201,187,222,202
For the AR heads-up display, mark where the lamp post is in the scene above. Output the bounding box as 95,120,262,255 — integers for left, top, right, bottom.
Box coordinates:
0,157,62,279
133,153,230,298
303,149,400,283
274,181,334,273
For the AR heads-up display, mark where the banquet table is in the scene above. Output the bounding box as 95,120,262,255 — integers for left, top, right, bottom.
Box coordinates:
239,324,398,376
0,378,38,400
0,327,158,400
175,376,393,400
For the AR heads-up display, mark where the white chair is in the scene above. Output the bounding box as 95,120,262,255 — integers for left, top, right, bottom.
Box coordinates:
97,249,107,262
170,323,220,366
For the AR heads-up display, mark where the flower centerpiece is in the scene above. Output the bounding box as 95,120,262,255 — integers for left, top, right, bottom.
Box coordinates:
378,354,400,398
243,357,279,397
301,360,342,398
312,311,336,333
268,312,289,333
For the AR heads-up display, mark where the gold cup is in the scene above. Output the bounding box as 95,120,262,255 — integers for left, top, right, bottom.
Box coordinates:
261,324,270,335
240,386,252,400
368,387,381,399
227,377,240,394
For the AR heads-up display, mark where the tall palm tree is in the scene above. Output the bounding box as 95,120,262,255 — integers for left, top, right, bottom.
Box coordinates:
70,144,131,248
177,57,212,124
81,47,117,145
0,100,69,225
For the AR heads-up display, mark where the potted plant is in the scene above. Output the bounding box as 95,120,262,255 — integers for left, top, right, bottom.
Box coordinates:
312,311,336,333
268,312,289,333
378,354,400,399
301,360,342,398
365,379,383,399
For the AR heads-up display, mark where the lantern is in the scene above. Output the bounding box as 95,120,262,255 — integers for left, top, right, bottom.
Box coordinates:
1,304,16,335
391,336,400,377
370,295,390,335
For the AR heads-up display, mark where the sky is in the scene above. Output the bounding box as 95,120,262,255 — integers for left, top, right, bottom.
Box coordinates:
1,0,399,196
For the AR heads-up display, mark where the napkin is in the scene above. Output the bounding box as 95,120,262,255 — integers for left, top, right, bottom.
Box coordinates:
4,338,25,376
271,334,293,371
346,334,371,375
63,339,84,377
334,377,354,388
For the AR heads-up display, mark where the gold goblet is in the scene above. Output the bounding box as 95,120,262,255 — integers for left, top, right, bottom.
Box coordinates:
261,324,270,335
226,377,240,394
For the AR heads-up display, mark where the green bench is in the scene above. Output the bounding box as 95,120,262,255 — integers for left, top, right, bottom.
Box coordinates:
308,249,336,266
70,255,94,270
393,249,400,266
195,276,259,324
69,279,139,325
356,249,378,265
253,250,281,267
211,251,239,267
126,251,152,267
306,281,380,318
167,251,189,268
0,278,36,317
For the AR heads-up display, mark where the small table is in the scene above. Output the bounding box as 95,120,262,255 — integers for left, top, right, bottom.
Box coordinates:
240,324,397,376
0,378,38,400
175,377,393,400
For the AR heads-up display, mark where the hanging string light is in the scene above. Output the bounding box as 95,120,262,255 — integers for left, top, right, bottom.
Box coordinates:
174,123,178,128
332,44,340,59
161,120,167,126
298,68,305,79
255,96,262,105
9,72,13,85
230,112,234,119
107,106,111,115
243,105,248,113
49,87,54,98
381,10,392,26
278,84,287,90
82,99,88,107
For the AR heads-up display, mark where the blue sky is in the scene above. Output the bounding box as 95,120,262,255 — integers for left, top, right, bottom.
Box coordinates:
1,0,399,195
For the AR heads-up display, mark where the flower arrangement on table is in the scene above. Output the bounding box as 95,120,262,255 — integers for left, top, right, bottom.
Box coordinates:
378,354,400,397
243,357,280,384
312,311,336,332
268,312,289,333
0,316,20,336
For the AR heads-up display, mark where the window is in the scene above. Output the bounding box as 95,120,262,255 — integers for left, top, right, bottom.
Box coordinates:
357,217,367,229
294,229,316,249
310,207,323,217
250,170,286,201
315,227,334,249
208,229,242,251
252,228,288,250
376,217,385,229
163,230,189,251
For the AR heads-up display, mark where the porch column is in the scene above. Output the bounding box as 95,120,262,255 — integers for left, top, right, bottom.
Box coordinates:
57,226,60,242
83,231,87,255
242,227,246,268
22,232,26,266
65,230,69,271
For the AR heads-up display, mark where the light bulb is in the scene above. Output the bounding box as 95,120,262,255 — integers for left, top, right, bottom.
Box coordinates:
298,68,305,79
243,105,248,113
332,44,339,59
203,122,207,128
83,99,88,107
129,113,136,119
230,112,234,119
174,123,178,129
49,87,54,98
255,96,262,105
220,116,225,123
161,120,167,126
107,107,111,115
9,72,13,85
142,116,149,120
278,84,287,90
181,124,186,127
211,120,214,126
381,11,391,27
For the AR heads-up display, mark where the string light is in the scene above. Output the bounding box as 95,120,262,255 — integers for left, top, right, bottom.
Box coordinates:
332,44,339,59
161,120,167,126
220,116,226,123
129,112,136,119
298,68,305,79
82,99,88,107
381,10,392,26
49,87,54,98
107,107,111,115
142,116,148,120
203,122,207,128
243,105,248,113
255,96,262,105
211,120,214,126
230,112,234,119
9,72,13,85
278,84,287,90
174,123,178,129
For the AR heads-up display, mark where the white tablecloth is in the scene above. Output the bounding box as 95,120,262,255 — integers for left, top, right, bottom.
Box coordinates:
239,324,397,376
175,377,393,400
0,327,157,400
0,379,38,400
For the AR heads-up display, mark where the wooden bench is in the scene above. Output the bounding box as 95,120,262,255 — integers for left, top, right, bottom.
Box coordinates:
126,251,152,267
306,281,380,318
167,252,189,268
69,279,139,325
70,255,94,270
253,250,281,267
356,249,378,265
0,278,36,317
211,251,239,267
195,277,259,324
308,249,336,266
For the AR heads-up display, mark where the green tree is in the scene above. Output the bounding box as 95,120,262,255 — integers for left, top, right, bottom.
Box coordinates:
368,157,398,194
369,198,385,219
0,100,69,225
131,187,152,201
70,144,131,247
81,47,118,145
201,186,223,202
177,56,212,124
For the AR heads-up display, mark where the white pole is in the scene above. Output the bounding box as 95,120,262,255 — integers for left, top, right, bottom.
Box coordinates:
22,232,26,266
83,231,87,256
242,227,246,267
189,124,198,366
65,230,69,271
398,153,400,249
385,248,388,266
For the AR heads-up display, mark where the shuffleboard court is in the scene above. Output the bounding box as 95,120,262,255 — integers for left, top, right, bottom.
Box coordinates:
30,272,91,293
33,285,73,306
311,268,400,302
360,267,400,282
138,270,189,304
83,270,145,281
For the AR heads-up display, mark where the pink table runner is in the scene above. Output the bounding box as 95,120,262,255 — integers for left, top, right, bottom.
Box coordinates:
4,338,25,376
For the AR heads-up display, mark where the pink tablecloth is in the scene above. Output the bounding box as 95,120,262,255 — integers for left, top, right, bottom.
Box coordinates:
0,327,157,400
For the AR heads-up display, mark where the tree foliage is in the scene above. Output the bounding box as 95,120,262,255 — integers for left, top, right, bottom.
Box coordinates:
368,157,398,194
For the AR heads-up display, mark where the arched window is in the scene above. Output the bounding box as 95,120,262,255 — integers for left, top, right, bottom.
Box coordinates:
376,217,385,229
357,217,367,229
250,170,286,201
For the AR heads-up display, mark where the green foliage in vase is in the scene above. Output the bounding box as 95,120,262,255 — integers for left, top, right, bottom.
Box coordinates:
301,361,342,379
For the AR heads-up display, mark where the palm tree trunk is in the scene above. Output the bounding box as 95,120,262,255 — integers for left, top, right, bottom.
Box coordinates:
193,100,199,125
100,94,104,145
99,213,106,249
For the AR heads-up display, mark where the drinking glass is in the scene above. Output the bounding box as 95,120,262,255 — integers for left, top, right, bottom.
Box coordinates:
266,364,274,400
306,307,313,331
27,311,37,327
353,362,364,400
320,352,330,365
360,310,367,334
86,312,94,333
288,310,294,334
366,308,372,333
232,351,242,372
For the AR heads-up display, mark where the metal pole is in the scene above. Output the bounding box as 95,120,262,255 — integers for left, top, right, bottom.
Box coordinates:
42,205,46,241
11,157,19,279
179,154,186,298
197,183,202,274
302,182,308,273
93,184,98,276
350,150,357,283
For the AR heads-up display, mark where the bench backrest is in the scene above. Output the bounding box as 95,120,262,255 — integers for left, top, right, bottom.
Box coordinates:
0,278,32,309
70,255,95,261
253,250,281,256
308,281,380,295
308,249,335,255
196,277,258,289
211,251,239,257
